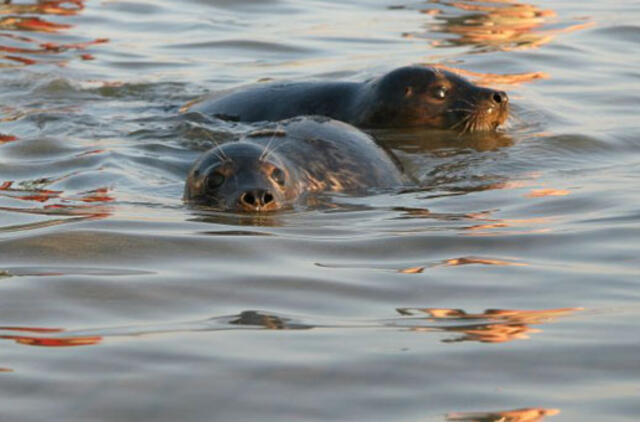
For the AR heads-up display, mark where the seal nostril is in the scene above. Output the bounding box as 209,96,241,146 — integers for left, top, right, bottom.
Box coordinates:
492,91,508,104
263,192,274,204
242,192,256,206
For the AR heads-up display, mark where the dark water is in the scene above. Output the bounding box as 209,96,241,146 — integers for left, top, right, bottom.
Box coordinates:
1,0,639,421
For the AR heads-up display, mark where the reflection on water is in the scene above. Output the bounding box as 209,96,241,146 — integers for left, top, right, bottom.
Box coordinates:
0,133,17,142
403,0,593,53
430,65,548,87
525,188,570,198
319,255,527,274
0,307,580,347
395,307,581,343
0,180,113,232
229,310,312,330
0,266,152,277
376,127,514,153
447,407,559,422
0,326,101,347
189,208,286,228
0,0,105,67
1,0,84,16
0,0,638,420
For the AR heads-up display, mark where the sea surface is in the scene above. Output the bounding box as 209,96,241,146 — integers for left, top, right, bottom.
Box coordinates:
0,0,639,421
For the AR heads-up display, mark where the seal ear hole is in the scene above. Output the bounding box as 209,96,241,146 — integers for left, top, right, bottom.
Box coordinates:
271,168,286,186
206,172,226,191
404,86,413,97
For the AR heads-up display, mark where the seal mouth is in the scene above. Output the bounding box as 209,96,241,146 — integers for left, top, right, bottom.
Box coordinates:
445,86,509,133
450,102,509,133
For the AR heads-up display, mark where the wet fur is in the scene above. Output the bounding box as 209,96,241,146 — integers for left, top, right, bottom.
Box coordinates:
185,116,408,211
188,66,508,132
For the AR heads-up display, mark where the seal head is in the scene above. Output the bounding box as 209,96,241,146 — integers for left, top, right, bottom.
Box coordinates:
357,66,509,131
185,117,408,213
185,142,301,212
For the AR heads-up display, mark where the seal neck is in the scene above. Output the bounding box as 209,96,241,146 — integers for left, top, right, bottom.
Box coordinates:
347,80,380,126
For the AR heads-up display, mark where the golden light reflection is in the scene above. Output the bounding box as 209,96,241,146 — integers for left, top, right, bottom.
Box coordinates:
397,256,526,274
525,188,571,198
462,210,556,237
442,256,527,267
0,180,113,231
0,133,17,143
399,266,425,274
430,64,548,86
0,0,106,67
395,204,556,237
0,16,70,32
404,0,594,53
0,312,309,347
0,0,85,16
447,407,560,421
396,307,582,343
0,326,101,347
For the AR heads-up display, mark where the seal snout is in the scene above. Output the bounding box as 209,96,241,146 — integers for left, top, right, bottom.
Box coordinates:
238,189,279,212
472,87,510,131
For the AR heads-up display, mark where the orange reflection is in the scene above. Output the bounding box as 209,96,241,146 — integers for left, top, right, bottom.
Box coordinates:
398,203,556,237
399,266,425,274
0,16,70,32
431,64,548,86
0,180,114,204
525,188,570,198
396,307,582,343
393,203,556,237
0,0,84,16
0,180,113,231
447,407,560,421
463,210,556,237
0,134,17,143
397,256,525,274
440,256,527,267
72,187,115,203
0,0,106,67
0,326,101,347
405,0,594,53
1,334,101,347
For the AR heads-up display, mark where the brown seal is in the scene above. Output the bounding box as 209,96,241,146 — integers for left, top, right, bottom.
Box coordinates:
186,66,509,132
184,116,408,212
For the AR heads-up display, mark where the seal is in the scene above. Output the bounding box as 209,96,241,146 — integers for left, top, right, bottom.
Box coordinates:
184,116,408,212
186,66,509,132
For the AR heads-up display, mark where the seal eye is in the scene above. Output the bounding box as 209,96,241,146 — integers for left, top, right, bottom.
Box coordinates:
433,86,447,100
206,172,225,191
271,168,286,186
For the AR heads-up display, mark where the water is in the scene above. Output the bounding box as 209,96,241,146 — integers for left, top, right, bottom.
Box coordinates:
1,0,639,421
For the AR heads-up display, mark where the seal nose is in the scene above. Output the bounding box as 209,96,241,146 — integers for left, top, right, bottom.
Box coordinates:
491,90,508,105
239,189,275,211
